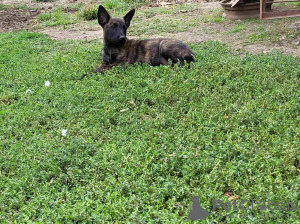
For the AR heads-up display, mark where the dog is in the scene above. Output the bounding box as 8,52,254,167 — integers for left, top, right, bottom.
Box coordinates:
86,5,195,76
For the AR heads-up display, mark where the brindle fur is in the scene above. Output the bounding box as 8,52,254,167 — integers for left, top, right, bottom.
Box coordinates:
93,5,195,74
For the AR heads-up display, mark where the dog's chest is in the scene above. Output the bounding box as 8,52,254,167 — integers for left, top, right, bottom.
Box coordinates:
102,48,120,64
102,48,132,65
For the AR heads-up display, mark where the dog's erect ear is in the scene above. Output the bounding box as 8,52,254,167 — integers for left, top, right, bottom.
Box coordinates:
98,5,111,27
124,9,135,28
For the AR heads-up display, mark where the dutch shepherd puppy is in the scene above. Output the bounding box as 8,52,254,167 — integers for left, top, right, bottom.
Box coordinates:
87,5,195,75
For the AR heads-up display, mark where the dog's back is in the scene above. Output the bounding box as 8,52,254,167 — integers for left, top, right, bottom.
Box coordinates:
103,38,194,66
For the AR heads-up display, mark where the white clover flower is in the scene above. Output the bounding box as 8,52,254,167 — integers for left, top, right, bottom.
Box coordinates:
44,81,50,87
61,129,67,136
26,89,32,94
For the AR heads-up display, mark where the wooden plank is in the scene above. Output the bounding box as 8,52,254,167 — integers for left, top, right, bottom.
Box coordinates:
231,0,241,8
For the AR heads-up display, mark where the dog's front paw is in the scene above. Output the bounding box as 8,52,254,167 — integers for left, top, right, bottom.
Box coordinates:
81,74,88,79
93,66,104,74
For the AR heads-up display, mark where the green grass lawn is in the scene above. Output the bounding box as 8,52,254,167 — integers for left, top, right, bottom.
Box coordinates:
0,31,299,223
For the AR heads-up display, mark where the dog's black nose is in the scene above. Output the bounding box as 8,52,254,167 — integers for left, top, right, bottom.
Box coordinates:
119,35,126,40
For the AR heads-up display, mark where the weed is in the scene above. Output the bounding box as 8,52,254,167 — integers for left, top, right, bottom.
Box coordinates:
79,5,98,21
0,4,35,10
36,7,78,27
230,24,245,33
0,5,11,9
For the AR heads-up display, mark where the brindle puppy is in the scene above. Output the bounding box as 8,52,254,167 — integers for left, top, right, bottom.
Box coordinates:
90,5,195,75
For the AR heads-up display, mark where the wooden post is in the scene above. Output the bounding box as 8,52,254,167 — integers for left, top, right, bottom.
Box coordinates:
260,0,264,19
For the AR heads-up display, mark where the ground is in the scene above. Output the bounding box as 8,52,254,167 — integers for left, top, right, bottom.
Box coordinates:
1,0,300,56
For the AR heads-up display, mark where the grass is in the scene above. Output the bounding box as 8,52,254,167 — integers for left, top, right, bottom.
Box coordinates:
246,26,300,44
63,2,84,10
103,0,140,15
35,0,140,26
203,8,224,23
36,7,78,27
230,24,245,33
35,2,223,32
0,31,299,223
128,8,223,35
78,0,145,21
273,2,300,9
0,4,35,10
0,5,14,9
137,3,198,17
224,17,300,45
129,15,201,35
79,5,98,20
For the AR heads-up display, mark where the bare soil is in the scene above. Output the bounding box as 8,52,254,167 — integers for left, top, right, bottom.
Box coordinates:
0,8,40,32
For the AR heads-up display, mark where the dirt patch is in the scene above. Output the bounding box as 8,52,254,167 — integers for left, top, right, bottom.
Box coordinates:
198,2,220,9
0,8,40,32
38,29,103,40
242,42,300,57
62,8,79,13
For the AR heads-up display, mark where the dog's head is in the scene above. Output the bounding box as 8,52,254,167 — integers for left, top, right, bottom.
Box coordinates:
98,5,135,46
